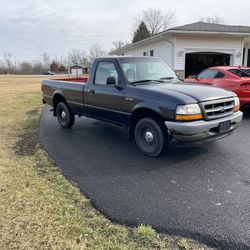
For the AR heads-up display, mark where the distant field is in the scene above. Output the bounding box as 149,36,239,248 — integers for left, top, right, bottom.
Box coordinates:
0,75,211,249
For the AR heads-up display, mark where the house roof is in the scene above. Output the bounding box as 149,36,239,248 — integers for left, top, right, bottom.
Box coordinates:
170,22,250,34
70,64,89,69
111,22,250,54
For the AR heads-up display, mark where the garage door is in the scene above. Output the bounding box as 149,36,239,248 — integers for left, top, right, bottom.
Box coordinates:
185,52,231,78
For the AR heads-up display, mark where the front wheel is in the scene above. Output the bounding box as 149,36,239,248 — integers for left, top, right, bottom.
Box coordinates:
56,102,75,129
134,117,168,157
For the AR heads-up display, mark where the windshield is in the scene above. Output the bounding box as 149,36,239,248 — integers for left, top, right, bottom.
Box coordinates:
245,69,250,74
228,68,250,77
118,57,177,84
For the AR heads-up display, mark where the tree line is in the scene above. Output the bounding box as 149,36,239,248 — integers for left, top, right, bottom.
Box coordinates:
0,44,107,75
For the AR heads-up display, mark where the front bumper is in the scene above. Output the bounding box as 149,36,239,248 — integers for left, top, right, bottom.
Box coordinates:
165,111,243,144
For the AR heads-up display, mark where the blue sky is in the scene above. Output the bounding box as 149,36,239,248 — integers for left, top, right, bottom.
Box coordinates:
1,0,250,61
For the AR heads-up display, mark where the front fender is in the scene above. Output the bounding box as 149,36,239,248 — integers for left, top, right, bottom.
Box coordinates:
131,101,175,120
132,101,161,113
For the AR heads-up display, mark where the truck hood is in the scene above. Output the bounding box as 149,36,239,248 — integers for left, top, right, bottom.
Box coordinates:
137,81,235,102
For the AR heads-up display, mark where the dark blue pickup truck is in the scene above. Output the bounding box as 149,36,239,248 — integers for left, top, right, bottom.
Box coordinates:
42,56,243,157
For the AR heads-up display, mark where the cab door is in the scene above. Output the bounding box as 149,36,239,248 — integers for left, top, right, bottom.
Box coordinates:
85,61,125,125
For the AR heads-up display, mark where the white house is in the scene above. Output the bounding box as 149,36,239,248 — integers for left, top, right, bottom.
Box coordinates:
111,22,250,78
69,64,89,77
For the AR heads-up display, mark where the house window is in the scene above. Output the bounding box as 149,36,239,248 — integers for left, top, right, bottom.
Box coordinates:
143,52,147,56
150,50,154,57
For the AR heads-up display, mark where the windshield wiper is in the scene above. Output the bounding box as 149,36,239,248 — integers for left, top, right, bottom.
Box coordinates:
159,77,177,80
130,79,152,85
130,79,165,85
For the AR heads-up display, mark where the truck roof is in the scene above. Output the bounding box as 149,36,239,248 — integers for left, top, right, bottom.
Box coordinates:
95,56,159,60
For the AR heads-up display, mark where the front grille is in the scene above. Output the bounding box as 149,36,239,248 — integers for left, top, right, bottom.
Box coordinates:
201,98,235,120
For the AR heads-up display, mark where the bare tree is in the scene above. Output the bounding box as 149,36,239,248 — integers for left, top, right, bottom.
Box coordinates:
3,52,15,73
49,56,68,73
58,55,66,66
135,8,178,35
88,44,107,63
41,52,50,70
67,49,88,66
67,49,81,65
112,41,126,50
32,62,44,74
199,15,226,24
162,10,179,30
19,61,33,74
0,58,6,74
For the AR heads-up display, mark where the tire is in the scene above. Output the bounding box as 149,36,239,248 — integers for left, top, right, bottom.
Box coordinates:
56,102,75,129
134,117,168,157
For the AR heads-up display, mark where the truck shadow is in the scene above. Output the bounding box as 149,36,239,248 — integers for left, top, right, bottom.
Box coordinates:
57,118,212,176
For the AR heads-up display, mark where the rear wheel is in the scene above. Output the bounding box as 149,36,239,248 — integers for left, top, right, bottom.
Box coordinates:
56,102,75,129
134,117,168,157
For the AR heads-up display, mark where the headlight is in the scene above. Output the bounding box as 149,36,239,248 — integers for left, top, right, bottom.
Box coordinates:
176,104,203,121
234,96,240,112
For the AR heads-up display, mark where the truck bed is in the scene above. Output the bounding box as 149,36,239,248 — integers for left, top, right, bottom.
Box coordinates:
42,77,87,113
54,77,88,83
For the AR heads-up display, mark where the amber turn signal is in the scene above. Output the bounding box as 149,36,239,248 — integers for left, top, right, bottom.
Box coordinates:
176,113,203,121
234,105,240,112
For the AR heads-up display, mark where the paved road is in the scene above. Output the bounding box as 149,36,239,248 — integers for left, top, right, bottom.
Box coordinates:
40,105,250,249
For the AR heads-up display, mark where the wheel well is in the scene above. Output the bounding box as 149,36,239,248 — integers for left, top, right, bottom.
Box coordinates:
129,108,165,140
53,94,67,116
241,103,250,111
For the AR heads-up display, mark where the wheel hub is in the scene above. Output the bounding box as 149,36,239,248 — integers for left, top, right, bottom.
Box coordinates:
144,131,154,144
61,110,66,120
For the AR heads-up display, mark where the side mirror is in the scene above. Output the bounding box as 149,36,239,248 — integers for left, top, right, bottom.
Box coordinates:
115,79,123,90
106,76,123,90
106,76,116,85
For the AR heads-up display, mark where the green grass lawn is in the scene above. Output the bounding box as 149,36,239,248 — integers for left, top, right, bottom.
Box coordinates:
0,75,212,250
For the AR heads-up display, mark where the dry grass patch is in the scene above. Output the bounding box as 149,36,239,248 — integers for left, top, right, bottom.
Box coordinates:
0,75,213,249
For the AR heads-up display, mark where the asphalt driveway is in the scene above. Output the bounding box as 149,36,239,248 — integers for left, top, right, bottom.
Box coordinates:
40,105,250,249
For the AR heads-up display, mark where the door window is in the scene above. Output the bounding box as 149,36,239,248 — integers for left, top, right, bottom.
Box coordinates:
94,62,118,85
215,71,225,78
198,69,224,79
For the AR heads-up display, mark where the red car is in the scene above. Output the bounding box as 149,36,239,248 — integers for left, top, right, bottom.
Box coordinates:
184,66,250,107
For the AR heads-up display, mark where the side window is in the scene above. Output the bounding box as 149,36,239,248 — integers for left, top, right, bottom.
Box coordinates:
198,69,220,79
214,71,225,78
228,68,250,77
94,62,118,85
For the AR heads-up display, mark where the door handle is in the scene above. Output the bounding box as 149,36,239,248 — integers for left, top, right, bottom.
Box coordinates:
89,89,95,94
